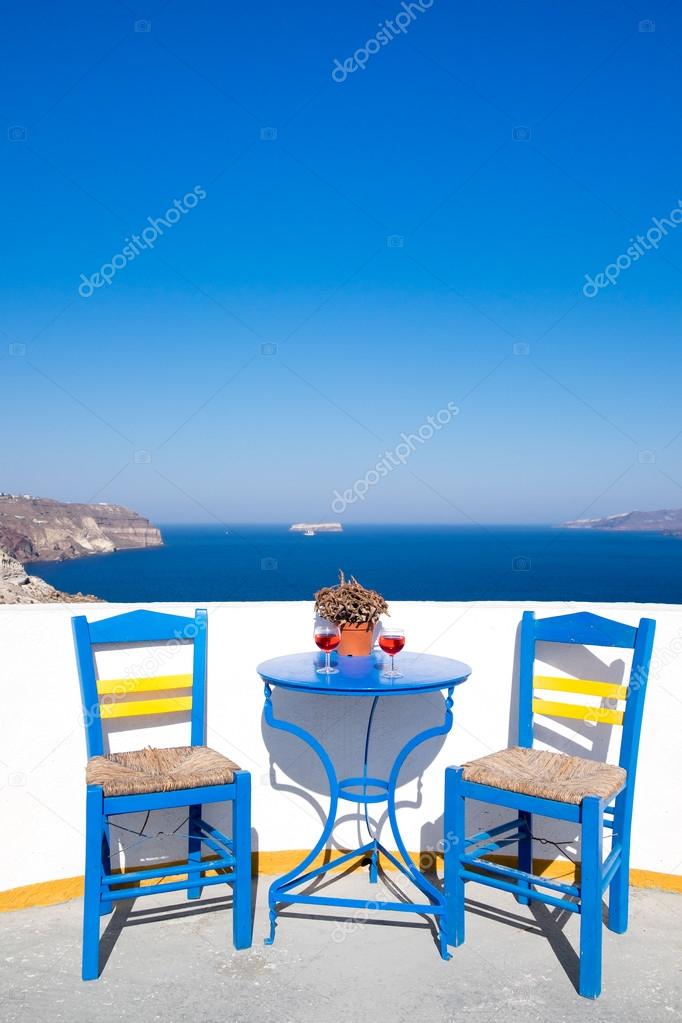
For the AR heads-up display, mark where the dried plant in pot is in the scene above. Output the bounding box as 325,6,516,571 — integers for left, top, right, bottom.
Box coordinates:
314,571,388,656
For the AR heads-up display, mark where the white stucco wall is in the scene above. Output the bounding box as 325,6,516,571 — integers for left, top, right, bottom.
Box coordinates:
1,600,680,894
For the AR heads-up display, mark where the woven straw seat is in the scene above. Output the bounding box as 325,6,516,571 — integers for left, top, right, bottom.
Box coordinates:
86,745,240,797
462,746,626,805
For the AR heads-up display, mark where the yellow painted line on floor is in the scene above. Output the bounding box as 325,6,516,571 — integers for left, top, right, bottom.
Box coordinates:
1,853,680,912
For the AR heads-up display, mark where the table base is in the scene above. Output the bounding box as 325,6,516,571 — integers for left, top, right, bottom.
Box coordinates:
265,838,449,958
263,684,455,959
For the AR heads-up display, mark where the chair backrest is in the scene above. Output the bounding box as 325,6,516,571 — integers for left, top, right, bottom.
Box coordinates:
72,608,208,758
518,610,656,787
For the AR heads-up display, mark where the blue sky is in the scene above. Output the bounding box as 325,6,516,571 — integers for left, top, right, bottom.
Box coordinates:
2,0,682,525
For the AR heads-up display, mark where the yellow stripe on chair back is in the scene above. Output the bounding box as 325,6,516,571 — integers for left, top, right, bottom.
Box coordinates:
96,673,193,695
99,696,193,719
95,674,193,718
532,675,626,726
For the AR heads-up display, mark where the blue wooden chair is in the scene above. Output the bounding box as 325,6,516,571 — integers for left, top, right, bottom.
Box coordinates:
444,610,655,998
72,608,252,980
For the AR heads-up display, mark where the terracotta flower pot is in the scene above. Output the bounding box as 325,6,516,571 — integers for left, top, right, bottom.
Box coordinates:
338,622,374,656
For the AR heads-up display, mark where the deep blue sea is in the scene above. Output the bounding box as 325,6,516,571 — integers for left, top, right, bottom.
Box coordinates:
27,525,682,603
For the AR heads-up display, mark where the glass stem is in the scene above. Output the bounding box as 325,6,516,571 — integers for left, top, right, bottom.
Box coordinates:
326,651,331,673
391,654,395,673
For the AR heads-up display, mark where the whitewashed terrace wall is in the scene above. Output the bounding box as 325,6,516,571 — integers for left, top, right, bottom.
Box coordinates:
1,600,680,894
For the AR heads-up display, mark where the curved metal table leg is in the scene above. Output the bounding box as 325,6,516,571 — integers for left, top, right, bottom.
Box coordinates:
263,683,340,945
385,686,455,959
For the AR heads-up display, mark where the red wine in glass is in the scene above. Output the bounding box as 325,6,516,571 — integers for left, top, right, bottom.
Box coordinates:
315,632,340,652
314,622,340,674
379,635,405,656
379,628,405,678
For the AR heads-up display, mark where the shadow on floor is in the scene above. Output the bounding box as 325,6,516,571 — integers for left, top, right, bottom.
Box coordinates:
465,895,581,993
98,865,261,975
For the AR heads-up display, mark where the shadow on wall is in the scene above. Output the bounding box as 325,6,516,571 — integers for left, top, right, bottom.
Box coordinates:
261,687,449,853
87,639,236,873
103,683,448,875
421,618,626,867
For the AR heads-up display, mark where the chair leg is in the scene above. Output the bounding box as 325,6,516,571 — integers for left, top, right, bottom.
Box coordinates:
232,771,252,950
187,804,204,900
83,785,103,981
516,810,533,905
100,816,113,915
579,795,603,999
444,766,466,948
607,843,629,934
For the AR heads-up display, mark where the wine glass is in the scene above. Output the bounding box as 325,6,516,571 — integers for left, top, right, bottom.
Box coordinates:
379,627,405,678
314,620,341,675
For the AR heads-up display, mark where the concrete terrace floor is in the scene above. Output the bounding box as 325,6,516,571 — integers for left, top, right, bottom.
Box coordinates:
1,871,680,1023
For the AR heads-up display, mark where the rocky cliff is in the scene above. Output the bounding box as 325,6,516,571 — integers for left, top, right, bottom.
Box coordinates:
0,495,163,561
0,549,102,604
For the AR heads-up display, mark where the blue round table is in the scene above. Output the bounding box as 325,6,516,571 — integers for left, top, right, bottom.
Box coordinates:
257,649,471,958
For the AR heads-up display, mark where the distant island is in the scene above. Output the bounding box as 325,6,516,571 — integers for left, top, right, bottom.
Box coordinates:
0,494,163,603
289,522,343,534
565,508,682,537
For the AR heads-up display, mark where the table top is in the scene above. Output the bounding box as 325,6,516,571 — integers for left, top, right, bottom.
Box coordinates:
256,650,471,696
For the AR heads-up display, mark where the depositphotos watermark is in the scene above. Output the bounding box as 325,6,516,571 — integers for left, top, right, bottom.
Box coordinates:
332,0,435,82
78,186,207,297
331,400,459,513
582,199,682,298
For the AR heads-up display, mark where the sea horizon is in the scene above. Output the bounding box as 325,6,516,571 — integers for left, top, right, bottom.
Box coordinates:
27,523,682,605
